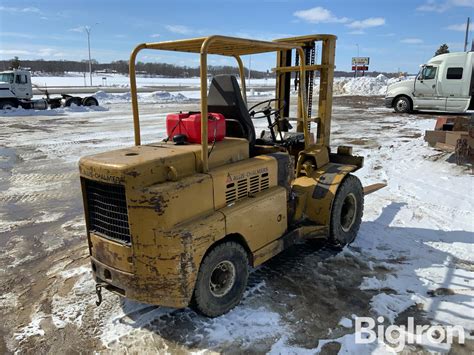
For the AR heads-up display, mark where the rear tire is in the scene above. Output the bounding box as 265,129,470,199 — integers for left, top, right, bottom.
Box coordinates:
393,96,412,113
82,96,98,106
192,241,249,317
329,175,364,247
65,97,82,107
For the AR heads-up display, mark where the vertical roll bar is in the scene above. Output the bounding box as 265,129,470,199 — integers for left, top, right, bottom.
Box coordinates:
129,43,147,146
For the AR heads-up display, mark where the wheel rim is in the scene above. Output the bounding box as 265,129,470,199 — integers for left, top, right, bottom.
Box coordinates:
209,260,236,297
396,99,407,112
2,104,13,110
340,193,357,233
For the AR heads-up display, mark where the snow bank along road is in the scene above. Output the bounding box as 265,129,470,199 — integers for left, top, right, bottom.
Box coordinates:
31,73,405,96
0,96,472,354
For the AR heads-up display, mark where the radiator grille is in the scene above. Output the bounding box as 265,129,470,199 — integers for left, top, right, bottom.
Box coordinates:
84,179,131,244
225,172,270,205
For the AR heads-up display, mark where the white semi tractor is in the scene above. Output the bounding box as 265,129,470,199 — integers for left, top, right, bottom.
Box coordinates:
385,51,474,113
0,69,99,110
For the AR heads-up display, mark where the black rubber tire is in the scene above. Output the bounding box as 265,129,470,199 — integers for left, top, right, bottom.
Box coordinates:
65,97,83,107
329,174,364,247
0,100,18,110
393,96,412,113
82,96,98,106
192,241,249,317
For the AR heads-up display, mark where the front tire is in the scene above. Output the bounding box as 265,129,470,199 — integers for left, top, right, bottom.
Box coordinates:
0,100,18,110
192,241,249,317
393,96,412,113
329,175,364,247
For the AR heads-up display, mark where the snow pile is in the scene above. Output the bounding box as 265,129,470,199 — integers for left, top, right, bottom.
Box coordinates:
332,74,409,96
341,74,389,95
0,104,107,117
93,90,131,103
312,74,410,96
149,91,188,102
93,90,191,104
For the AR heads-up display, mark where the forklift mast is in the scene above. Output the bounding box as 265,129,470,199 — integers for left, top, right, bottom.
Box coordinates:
274,35,336,148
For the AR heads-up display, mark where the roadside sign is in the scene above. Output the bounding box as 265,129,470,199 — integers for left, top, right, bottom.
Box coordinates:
352,57,370,77
352,57,370,65
352,66,369,71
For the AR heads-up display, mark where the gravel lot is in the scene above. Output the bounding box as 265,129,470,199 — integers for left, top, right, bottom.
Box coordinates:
0,95,472,354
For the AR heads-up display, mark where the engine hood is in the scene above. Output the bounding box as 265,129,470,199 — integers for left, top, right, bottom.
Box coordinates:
79,138,249,188
386,79,414,97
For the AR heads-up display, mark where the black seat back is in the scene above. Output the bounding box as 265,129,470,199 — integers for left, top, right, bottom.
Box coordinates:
208,75,256,148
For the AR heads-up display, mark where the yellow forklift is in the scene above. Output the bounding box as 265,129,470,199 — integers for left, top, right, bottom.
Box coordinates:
79,34,384,317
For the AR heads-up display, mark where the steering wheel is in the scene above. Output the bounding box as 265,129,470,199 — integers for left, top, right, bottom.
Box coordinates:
248,99,288,144
248,99,285,119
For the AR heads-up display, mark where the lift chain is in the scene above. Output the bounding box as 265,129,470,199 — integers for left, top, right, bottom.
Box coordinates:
294,52,299,91
294,43,316,130
307,43,316,127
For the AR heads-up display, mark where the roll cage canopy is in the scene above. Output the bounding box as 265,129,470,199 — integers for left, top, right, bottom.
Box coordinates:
129,34,336,172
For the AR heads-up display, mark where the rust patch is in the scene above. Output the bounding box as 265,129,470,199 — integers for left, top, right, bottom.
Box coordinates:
125,170,141,178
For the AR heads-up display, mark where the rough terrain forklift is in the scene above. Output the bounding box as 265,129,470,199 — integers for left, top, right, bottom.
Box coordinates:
79,34,384,317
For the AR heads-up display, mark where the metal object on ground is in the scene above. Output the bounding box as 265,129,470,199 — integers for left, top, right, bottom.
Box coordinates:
425,115,473,168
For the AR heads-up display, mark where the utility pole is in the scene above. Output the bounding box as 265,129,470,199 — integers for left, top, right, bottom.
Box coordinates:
84,23,99,86
248,55,251,87
85,26,93,86
464,17,470,52
355,44,359,78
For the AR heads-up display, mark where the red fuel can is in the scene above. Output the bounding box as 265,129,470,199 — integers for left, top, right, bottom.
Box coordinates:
166,112,226,143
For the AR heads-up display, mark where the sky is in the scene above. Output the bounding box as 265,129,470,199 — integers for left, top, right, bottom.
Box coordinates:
0,0,473,73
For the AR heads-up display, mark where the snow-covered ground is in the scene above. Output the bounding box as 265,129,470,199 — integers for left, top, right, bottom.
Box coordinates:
31,73,407,96
31,73,275,89
0,96,472,353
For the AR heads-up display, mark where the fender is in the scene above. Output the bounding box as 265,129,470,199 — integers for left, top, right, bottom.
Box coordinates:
0,85,17,100
292,163,359,227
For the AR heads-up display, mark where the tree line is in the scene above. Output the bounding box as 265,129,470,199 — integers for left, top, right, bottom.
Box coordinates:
1,58,270,78
1,57,401,78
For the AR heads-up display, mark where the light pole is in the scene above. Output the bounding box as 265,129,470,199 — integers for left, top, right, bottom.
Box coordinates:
355,43,359,78
248,55,251,87
84,23,99,86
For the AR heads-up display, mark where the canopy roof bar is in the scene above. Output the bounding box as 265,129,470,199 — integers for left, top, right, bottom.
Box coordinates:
272,64,330,73
137,35,304,56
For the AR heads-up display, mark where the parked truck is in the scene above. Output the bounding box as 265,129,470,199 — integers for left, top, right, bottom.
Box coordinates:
385,51,474,113
0,69,99,110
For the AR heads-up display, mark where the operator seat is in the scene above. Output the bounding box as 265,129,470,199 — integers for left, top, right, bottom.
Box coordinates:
208,75,256,151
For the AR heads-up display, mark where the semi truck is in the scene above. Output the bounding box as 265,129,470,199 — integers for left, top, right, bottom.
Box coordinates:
385,51,474,113
0,69,99,110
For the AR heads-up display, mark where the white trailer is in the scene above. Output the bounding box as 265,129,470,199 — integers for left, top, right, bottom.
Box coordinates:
385,51,474,113
0,69,99,110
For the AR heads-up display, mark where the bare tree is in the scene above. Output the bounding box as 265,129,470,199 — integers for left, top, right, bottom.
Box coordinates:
10,56,21,69
434,44,449,56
